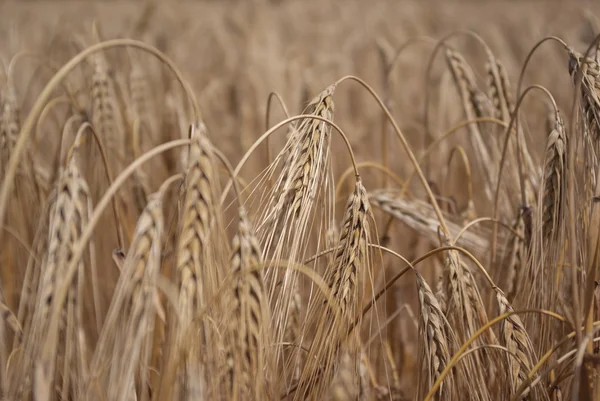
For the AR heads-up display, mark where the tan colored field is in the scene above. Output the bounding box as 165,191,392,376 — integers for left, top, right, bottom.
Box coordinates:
1,0,600,400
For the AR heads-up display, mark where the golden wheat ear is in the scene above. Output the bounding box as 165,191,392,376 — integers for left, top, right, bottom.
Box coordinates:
251,85,338,387
176,122,224,319
444,48,497,202
108,192,165,401
370,190,497,262
521,103,570,363
88,175,177,401
487,57,512,124
172,122,227,400
88,51,126,166
415,270,455,401
293,179,371,401
568,49,600,140
0,86,20,176
494,287,540,399
541,111,566,243
440,243,498,400
503,208,527,302
222,206,270,401
20,155,91,401
487,56,538,204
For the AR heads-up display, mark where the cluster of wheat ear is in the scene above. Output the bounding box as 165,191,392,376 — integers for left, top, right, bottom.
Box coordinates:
3,8,600,401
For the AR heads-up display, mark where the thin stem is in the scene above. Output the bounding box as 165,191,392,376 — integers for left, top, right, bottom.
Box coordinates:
400,117,506,199
0,58,6,85
265,92,291,190
380,117,506,246
515,36,569,104
445,145,473,210
7,50,81,107
382,36,437,187
335,161,406,200
34,96,72,151
455,217,523,243
423,30,494,167
335,75,451,237
457,344,525,372
387,36,438,76
364,304,414,348
212,147,242,207
157,174,184,196
2,226,39,264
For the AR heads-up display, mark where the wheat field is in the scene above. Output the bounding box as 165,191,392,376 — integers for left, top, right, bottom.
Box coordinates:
1,0,600,400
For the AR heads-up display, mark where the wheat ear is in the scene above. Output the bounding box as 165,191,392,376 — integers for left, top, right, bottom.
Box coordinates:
294,179,371,401
224,206,270,401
